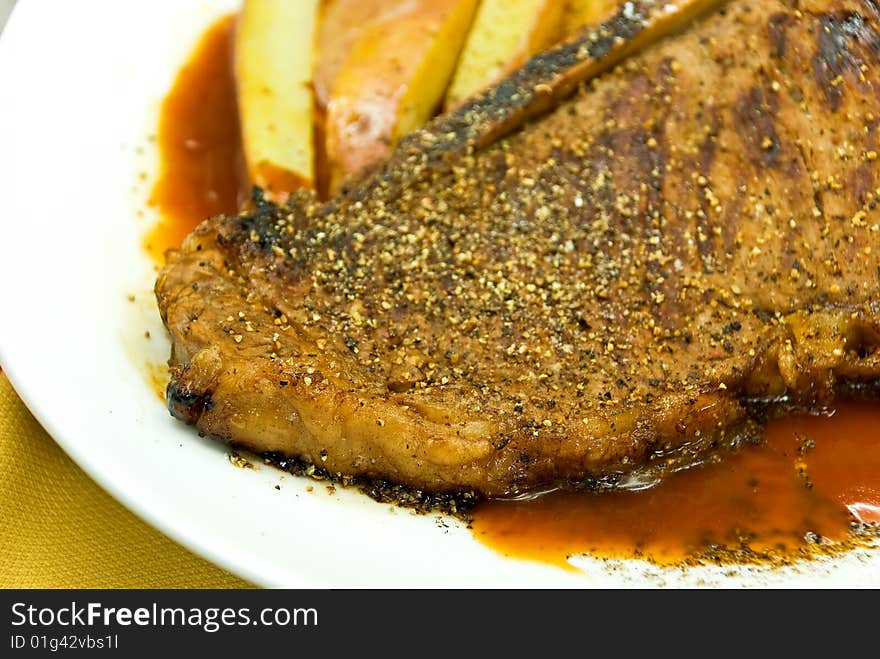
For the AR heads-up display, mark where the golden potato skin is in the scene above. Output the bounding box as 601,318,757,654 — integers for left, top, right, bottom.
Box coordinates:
324,0,478,192
314,0,400,109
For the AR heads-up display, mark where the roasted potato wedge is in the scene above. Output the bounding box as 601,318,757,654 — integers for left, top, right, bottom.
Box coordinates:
325,0,478,192
236,0,318,194
444,0,565,110
314,0,399,109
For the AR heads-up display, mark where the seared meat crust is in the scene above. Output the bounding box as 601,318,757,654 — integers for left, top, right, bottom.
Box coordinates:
157,0,880,496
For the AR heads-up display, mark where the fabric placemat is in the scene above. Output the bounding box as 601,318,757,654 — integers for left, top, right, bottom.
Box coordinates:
0,370,250,588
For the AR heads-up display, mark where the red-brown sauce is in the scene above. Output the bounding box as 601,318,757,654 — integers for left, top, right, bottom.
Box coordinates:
473,402,880,568
150,16,880,567
145,15,248,261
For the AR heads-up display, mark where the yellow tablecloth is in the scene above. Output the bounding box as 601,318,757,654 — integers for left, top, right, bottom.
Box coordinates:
0,370,250,588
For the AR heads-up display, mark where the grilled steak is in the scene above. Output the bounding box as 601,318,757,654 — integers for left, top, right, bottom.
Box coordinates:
157,0,880,497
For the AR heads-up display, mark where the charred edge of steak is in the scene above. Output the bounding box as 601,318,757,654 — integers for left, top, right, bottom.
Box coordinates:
271,382,879,518
186,378,880,520
166,381,213,425
259,451,479,519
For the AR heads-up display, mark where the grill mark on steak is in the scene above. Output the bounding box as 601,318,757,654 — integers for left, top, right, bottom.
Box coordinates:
156,0,880,496
813,8,880,110
768,12,794,58
735,84,784,170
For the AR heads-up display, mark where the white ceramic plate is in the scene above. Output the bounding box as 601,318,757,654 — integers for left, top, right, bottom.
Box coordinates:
1,0,877,588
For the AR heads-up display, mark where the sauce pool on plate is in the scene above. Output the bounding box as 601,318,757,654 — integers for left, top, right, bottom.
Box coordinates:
472,402,880,567
148,15,880,568
145,14,248,261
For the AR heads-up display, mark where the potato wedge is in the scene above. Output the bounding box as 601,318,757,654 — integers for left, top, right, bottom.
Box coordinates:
325,0,478,192
563,0,622,35
444,0,565,110
236,0,318,194
314,0,399,109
